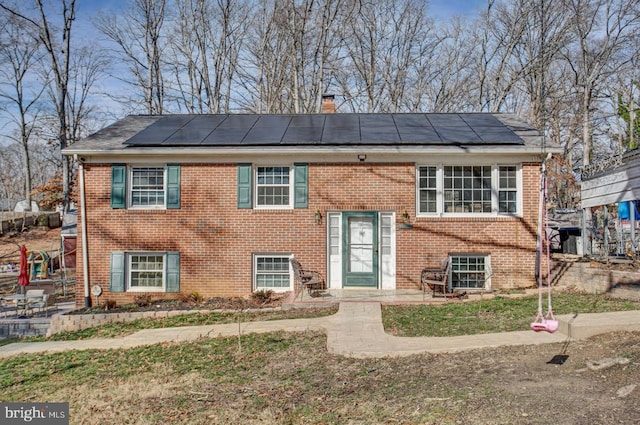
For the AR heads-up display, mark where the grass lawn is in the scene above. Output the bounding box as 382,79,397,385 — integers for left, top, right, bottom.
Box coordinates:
28,306,339,341
382,292,640,337
0,332,472,424
1,292,640,424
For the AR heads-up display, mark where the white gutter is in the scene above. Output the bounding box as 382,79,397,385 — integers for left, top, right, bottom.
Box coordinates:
75,155,91,307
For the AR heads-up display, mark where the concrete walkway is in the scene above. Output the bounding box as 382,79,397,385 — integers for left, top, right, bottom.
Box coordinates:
1,302,640,359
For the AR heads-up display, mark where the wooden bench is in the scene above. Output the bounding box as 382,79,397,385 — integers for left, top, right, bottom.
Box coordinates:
290,258,325,300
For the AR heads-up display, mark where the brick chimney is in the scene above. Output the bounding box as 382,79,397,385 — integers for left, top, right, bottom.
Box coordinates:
321,94,336,113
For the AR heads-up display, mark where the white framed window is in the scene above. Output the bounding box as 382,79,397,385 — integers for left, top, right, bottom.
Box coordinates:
110,251,179,293
254,254,293,292
416,164,521,216
255,166,292,208
444,166,492,213
498,166,518,213
418,166,437,214
129,253,164,290
450,254,490,290
130,166,165,208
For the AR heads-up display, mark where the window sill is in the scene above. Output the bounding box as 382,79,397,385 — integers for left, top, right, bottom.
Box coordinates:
124,208,168,214
127,288,166,292
416,214,522,221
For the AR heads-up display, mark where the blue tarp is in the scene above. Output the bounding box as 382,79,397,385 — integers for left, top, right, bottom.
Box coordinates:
618,201,640,220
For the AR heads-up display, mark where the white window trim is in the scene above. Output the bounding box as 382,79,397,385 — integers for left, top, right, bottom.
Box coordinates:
254,165,294,210
415,164,522,218
253,253,294,292
416,165,439,215
449,254,492,291
495,164,521,216
127,252,166,292
128,165,167,210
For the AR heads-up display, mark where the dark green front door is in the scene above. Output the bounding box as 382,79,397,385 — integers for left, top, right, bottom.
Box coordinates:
343,212,378,287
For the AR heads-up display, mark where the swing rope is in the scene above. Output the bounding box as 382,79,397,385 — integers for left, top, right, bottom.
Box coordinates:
532,157,558,333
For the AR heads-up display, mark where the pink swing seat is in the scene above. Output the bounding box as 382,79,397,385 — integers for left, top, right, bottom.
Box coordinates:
530,317,559,333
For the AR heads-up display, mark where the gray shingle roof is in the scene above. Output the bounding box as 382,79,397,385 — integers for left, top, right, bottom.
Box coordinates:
63,113,556,155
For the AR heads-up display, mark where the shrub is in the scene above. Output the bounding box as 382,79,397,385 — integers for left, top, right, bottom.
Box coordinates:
134,294,153,307
102,299,117,311
178,291,203,304
252,289,274,303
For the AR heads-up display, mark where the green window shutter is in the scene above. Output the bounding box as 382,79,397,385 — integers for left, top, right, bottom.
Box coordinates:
110,252,125,293
294,163,308,208
111,165,127,208
237,164,252,208
165,252,180,293
166,164,181,209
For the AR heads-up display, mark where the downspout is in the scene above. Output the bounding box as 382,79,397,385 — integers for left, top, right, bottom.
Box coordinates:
75,154,91,307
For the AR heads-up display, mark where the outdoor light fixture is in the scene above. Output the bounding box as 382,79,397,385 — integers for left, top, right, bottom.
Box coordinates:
315,209,322,224
358,154,367,162
399,209,413,229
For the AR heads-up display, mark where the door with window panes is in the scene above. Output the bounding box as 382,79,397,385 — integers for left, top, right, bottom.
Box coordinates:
342,212,378,287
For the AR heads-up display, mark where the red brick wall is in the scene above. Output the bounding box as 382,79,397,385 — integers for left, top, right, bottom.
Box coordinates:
75,162,540,306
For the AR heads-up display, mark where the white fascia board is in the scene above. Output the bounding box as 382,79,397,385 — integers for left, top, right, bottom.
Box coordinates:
64,146,552,165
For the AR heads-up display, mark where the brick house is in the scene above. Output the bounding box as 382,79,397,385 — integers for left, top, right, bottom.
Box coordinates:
63,104,555,307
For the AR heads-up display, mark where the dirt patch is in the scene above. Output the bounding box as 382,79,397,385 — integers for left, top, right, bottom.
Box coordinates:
69,293,287,315
0,226,61,261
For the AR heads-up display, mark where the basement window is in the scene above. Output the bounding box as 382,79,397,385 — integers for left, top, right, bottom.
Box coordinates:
254,254,293,292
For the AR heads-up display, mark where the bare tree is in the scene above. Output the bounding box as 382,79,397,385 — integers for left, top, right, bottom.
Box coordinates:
508,0,572,130
96,0,167,115
168,0,247,113
0,0,78,213
472,0,532,113
237,0,348,114
338,0,430,112
417,17,476,112
562,0,640,167
0,12,47,211
0,143,24,209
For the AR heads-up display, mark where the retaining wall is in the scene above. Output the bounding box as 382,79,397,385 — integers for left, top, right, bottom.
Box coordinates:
553,260,640,295
0,318,51,339
46,309,206,337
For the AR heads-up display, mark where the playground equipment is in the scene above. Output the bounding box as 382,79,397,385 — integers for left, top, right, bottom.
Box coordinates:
28,250,50,280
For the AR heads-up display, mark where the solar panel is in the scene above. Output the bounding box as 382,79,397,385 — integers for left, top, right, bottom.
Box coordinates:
282,126,323,144
123,113,525,147
475,127,522,143
435,126,482,142
361,126,400,142
125,116,194,145
243,125,288,144
393,114,430,127
321,126,360,143
217,115,259,128
289,115,325,128
162,116,223,145
427,114,467,127
460,114,504,127
202,128,250,145
397,126,441,143
324,114,359,127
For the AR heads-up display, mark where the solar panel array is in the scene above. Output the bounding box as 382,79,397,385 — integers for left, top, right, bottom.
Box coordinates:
124,113,524,146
